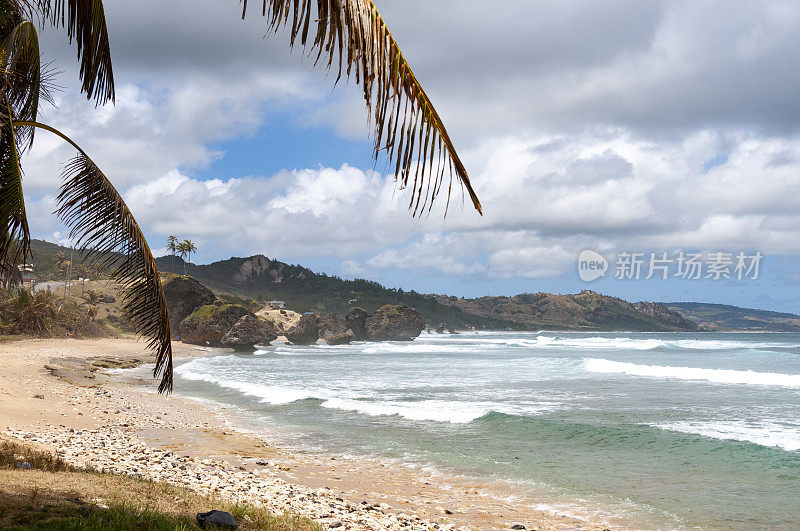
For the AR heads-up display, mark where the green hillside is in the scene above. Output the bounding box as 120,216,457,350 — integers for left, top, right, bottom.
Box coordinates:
155,255,515,329
154,254,696,331
667,302,800,332
22,239,738,331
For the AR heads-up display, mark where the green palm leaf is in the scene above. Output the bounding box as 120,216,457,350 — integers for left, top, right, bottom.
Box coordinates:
0,115,30,274
13,119,172,392
242,0,482,216
1,6,50,146
37,0,114,104
54,151,172,391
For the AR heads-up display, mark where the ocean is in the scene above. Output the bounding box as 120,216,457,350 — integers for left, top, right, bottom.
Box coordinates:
169,331,800,528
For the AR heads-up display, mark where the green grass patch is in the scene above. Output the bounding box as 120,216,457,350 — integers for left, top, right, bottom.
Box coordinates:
0,439,321,530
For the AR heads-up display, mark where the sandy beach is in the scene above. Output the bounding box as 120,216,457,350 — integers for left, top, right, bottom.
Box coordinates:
0,337,608,530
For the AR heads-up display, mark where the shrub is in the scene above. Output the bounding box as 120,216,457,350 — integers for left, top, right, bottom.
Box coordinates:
0,289,111,338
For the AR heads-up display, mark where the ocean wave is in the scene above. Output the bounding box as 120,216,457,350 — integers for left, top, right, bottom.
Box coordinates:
249,334,797,357
360,343,490,354
319,398,560,424
423,335,795,351
654,420,800,452
320,398,490,423
534,336,795,351
584,358,800,387
175,365,319,404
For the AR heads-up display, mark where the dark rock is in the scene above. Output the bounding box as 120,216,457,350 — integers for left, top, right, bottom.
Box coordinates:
329,521,343,528
435,325,444,334
98,294,116,303
285,314,319,345
325,329,355,345
33,394,44,399
318,313,345,338
163,276,216,338
196,510,238,529
511,525,526,530
346,307,369,340
179,304,251,346
366,305,425,341
221,315,279,351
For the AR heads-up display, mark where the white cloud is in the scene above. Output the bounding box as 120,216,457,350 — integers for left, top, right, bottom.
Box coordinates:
18,0,800,296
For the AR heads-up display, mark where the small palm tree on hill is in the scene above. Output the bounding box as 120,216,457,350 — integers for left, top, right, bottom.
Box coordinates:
182,239,197,273
176,241,187,276
166,235,177,273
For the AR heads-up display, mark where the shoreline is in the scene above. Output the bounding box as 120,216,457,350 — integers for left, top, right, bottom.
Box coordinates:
1,337,611,530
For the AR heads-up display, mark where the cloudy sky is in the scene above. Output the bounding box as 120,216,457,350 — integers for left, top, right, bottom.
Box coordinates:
21,0,800,312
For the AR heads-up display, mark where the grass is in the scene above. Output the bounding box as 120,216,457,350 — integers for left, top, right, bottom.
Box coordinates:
0,439,321,530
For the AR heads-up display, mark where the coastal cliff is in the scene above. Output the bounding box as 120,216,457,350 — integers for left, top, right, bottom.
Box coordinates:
153,254,697,332
433,290,697,331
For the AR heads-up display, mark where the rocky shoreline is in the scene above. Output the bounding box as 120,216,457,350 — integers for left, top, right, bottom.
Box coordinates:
166,276,427,350
6,424,439,530
1,338,610,530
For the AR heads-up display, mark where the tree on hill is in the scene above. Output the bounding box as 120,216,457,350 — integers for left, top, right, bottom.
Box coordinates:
166,236,178,272
182,239,197,271
0,0,481,392
176,241,188,276
76,263,88,295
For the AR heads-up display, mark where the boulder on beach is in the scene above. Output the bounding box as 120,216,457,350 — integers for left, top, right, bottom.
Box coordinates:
345,307,369,340
325,329,355,345
179,304,251,346
318,313,345,338
366,305,425,341
163,276,216,338
221,314,279,351
285,314,320,345
196,510,237,530
255,307,301,334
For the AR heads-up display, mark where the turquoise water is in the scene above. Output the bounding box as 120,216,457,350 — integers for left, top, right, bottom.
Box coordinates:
172,332,800,528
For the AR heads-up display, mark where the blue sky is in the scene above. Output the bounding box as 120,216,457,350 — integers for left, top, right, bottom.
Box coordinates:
21,0,800,313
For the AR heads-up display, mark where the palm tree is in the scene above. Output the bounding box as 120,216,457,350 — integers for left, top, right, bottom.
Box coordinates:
76,263,88,295
51,251,66,278
0,0,480,393
56,254,70,297
84,289,99,305
182,239,197,272
176,241,188,276
166,235,177,273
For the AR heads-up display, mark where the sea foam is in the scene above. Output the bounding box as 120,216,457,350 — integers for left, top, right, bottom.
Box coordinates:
176,363,318,404
320,398,491,423
654,420,800,452
584,358,800,387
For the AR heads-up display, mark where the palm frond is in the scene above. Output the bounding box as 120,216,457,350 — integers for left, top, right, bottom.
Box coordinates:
1,18,46,146
54,152,172,391
37,0,114,104
0,114,30,275
242,0,482,216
